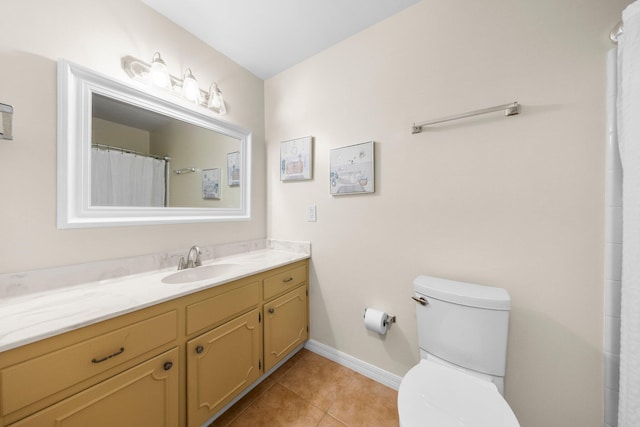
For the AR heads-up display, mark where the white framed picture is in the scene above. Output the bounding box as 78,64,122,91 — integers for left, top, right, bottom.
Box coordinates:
329,141,375,195
202,168,221,200
227,151,240,186
280,136,313,181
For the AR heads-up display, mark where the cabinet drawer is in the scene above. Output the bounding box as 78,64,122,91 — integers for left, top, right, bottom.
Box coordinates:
186,281,260,335
8,347,179,427
1,310,177,417
263,264,307,300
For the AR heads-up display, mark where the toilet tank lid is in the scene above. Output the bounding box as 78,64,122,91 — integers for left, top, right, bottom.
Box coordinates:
413,275,511,310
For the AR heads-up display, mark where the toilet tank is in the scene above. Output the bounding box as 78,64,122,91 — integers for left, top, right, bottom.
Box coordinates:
413,275,511,377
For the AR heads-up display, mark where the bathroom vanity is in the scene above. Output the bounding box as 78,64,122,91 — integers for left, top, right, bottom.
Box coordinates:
0,252,309,427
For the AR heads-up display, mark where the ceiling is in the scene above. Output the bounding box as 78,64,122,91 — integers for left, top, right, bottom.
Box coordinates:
142,0,421,80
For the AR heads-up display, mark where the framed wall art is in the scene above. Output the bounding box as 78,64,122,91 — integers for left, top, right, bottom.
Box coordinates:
202,168,221,200
280,136,313,181
227,151,240,186
329,141,375,195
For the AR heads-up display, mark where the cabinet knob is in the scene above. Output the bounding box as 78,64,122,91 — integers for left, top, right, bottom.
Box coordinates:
196,345,205,354
163,361,173,371
268,308,275,314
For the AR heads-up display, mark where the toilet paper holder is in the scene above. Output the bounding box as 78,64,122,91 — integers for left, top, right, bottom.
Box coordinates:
383,313,396,326
363,308,396,326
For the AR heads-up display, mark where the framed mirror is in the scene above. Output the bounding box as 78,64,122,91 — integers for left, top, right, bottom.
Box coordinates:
57,60,251,228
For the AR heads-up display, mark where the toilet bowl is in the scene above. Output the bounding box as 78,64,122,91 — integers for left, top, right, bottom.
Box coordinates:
398,358,519,427
398,275,520,427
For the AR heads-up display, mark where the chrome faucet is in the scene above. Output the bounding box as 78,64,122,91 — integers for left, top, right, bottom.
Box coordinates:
186,245,202,268
177,245,202,270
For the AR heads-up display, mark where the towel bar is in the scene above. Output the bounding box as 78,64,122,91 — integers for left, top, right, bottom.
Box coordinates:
412,101,520,134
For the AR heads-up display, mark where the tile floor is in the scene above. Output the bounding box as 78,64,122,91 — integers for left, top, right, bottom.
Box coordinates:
209,348,399,427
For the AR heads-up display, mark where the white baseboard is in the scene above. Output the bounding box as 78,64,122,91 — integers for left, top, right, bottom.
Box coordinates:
304,339,403,390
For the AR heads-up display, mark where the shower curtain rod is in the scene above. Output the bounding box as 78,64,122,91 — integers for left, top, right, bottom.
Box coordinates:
92,143,170,162
611,21,623,44
411,101,520,134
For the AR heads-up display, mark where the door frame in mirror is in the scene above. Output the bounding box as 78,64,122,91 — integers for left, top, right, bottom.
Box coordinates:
57,60,251,228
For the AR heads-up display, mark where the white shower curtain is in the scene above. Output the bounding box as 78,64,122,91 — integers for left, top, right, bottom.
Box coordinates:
617,1,640,426
91,147,166,207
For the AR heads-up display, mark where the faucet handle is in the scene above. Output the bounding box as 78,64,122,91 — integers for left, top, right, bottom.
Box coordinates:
177,256,187,270
190,245,202,267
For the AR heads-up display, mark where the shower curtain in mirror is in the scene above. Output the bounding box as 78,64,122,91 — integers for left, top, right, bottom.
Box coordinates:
617,1,640,426
91,147,167,207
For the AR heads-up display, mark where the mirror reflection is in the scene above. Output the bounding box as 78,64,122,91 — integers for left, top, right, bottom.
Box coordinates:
92,94,241,209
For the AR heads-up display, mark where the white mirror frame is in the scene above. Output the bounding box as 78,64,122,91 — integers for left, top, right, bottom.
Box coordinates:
57,60,251,228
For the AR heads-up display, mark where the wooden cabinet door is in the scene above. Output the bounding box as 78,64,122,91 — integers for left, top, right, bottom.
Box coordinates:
8,348,179,427
186,308,261,427
263,285,308,371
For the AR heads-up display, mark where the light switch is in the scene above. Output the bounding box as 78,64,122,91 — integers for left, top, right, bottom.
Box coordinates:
307,205,317,222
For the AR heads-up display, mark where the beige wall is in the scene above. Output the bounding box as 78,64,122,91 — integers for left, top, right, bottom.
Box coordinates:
0,0,265,273
265,0,631,426
92,118,150,153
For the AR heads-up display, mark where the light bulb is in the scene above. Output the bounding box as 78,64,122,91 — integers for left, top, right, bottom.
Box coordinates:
182,69,200,103
149,52,172,90
207,83,227,114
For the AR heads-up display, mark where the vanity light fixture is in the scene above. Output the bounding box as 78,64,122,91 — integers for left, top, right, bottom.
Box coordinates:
121,53,227,115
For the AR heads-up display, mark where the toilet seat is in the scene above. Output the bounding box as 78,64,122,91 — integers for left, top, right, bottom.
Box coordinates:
398,359,520,427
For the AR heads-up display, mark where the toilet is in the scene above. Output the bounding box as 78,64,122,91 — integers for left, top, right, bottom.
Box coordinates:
398,275,520,427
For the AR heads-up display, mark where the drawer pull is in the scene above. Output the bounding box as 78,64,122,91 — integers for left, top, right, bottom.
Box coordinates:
91,347,125,364
196,345,205,354
163,361,173,371
268,308,275,314
283,277,294,283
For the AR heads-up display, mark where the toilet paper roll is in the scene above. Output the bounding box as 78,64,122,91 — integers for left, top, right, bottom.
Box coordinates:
364,308,388,335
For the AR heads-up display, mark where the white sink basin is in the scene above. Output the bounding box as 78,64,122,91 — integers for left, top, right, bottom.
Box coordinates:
161,264,239,284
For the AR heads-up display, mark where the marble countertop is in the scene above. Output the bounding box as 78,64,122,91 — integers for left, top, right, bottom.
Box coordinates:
0,248,309,353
